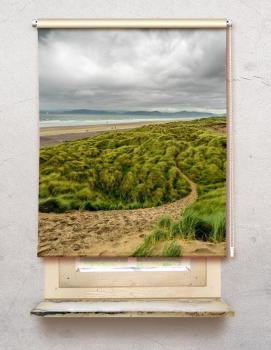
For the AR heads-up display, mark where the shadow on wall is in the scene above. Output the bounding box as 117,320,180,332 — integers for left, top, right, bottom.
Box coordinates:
37,317,231,347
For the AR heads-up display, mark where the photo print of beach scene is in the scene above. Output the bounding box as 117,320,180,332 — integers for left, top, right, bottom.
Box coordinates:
38,28,227,257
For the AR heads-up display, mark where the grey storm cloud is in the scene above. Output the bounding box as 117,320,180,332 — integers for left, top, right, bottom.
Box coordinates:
38,29,226,113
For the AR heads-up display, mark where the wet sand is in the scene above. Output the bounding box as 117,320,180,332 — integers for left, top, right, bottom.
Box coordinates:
40,120,170,147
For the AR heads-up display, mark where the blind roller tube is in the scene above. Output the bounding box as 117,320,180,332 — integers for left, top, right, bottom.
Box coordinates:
33,19,230,29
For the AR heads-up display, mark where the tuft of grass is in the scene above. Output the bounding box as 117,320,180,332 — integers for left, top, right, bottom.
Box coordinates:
157,216,172,230
178,187,226,242
152,228,168,242
133,235,154,257
163,240,182,257
133,228,169,257
169,222,182,237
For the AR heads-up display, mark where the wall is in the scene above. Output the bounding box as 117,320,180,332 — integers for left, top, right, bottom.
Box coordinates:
1,1,271,349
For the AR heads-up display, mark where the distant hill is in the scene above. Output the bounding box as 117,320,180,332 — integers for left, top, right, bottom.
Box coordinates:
41,109,225,118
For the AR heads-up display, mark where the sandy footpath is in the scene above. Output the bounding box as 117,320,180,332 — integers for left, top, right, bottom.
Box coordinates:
40,120,171,147
38,177,226,257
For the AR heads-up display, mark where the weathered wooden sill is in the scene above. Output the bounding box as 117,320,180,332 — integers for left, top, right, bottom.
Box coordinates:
31,298,234,318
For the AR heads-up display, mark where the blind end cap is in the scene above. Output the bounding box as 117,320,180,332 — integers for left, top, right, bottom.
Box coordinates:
226,19,232,27
32,19,38,28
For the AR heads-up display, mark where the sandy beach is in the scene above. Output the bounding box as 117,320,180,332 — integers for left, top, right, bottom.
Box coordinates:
40,120,171,147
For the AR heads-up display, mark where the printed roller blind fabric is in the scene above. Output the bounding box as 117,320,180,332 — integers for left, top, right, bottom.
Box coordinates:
37,20,230,257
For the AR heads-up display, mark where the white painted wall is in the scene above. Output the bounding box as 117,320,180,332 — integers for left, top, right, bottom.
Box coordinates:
1,1,271,349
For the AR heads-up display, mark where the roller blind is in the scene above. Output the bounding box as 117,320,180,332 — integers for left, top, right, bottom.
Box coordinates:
35,19,233,258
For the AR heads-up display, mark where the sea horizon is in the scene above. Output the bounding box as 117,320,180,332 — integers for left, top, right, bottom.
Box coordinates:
40,112,223,128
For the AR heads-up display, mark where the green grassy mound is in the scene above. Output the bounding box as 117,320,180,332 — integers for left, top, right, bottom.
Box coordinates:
39,117,226,215
179,186,226,242
131,117,227,254
133,186,226,257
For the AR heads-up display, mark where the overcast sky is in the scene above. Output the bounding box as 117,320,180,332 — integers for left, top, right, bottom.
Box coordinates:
39,29,226,113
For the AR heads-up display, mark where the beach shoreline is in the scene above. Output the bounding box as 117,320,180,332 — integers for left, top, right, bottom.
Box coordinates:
40,120,172,147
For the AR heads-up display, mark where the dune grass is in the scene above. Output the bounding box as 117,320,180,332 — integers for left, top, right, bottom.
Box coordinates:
133,186,226,256
131,117,227,256
39,117,226,214
179,186,226,242
39,117,227,255
163,241,182,257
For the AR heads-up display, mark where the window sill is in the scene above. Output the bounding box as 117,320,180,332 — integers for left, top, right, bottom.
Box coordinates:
31,298,234,318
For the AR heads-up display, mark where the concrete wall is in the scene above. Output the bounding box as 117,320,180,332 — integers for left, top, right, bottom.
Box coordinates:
1,1,271,349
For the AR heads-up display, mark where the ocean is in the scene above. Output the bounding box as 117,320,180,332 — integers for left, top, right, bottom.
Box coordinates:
40,113,209,128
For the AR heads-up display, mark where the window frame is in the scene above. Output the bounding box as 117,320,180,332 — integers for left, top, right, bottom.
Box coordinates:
44,257,221,300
